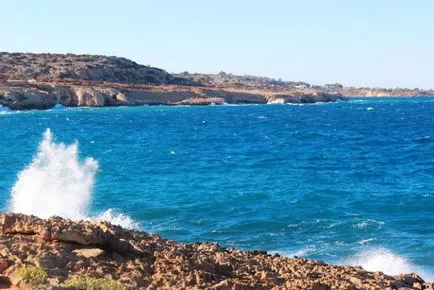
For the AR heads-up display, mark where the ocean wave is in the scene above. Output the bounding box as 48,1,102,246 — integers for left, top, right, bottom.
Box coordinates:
276,245,433,281
270,245,317,258
50,104,66,110
267,98,285,104
0,105,13,114
8,129,138,229
353,219,385,229
9,129,98,220
344,248,433,281
220,103,261,106
357,238,376,245
346,99,368,103
96,209,139,230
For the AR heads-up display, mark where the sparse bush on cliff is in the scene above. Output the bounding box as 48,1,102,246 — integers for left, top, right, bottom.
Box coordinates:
64,276,126,290
16,265,48,285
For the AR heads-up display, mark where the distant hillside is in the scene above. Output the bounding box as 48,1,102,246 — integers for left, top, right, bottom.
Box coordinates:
174,71,434,96
173,71,310,88
0,52,189,85
340,86,434,97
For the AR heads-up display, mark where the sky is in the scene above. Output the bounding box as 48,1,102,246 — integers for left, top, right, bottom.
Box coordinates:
1,0,433,89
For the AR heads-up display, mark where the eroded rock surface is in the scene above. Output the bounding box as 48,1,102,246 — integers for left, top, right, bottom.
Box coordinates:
0,213,432,289
0,81,345,110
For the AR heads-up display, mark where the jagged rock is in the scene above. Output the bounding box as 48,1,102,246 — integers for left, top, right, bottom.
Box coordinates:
0,213,431,289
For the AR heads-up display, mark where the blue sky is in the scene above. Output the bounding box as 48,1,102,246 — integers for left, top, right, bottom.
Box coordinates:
1,0,433,88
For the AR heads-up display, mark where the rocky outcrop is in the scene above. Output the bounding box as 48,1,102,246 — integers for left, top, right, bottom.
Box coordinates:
0,52,187,85
0,52,347,109
0,81,346,110
0,213,432,289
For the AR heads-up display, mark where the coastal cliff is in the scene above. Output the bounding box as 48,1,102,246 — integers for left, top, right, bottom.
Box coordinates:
0,52,345,110
0,81,344,110
337,87,434,97
0,213,432,289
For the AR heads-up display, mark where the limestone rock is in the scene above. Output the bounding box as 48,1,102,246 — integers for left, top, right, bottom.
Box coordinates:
0,213,432,289
0,82,346,110
72,248,104,258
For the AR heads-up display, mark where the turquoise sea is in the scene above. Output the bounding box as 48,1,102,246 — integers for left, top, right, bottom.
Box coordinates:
0,97,433,280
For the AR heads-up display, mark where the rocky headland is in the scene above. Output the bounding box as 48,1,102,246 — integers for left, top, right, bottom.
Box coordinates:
337,87,434,97
0,213,432,290
0,52,345,110
175,72,434,97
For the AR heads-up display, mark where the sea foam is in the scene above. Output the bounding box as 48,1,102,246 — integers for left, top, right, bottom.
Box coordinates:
0,105,12,114
267,98,285,104
278,246,432,282
346,248,433,281
9,129,137,229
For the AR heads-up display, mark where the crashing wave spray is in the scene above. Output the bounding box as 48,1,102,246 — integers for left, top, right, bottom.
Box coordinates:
9,129,138,229
346,248,433,281
10,129,98,220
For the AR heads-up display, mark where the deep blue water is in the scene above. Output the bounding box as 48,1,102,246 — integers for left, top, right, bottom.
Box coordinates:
0,98,433,278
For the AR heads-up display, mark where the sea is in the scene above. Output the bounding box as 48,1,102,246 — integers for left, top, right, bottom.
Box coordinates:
0,97,433,280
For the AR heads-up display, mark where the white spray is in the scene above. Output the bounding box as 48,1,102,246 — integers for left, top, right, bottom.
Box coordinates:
346,248,433,281
10,129,98,219
9,129,138,229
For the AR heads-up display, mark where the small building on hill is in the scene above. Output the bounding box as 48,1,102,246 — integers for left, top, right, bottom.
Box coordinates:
324,83,343,89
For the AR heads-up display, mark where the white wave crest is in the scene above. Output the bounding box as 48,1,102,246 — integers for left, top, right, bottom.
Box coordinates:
10,129,98,220
346,248,433,281
267,98,285,104
97,209,139,230
0,105,12,114
9,129,138,229
270,245,317,258
349,248,412,274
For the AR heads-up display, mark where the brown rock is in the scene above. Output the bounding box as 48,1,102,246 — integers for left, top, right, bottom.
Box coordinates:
349,276,364,287
0,213,432,290
312,283,331,290
0,259,8,274
72,248,105,258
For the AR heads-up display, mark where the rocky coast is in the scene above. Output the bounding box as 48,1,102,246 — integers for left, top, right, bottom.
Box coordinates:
0,213,432,290
0,80,345,110
0,52,345,110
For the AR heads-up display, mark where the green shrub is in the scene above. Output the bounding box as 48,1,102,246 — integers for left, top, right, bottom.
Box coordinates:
64,276,126,290
16,265,48,285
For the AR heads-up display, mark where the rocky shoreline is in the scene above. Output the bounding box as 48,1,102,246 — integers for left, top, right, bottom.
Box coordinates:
0,80,345,110
0,52,346,110
0,213,432,289
2,52,434,111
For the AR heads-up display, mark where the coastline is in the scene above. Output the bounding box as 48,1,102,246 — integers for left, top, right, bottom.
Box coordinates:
0,213,432,289
3,52,433,111
0,80,345,111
